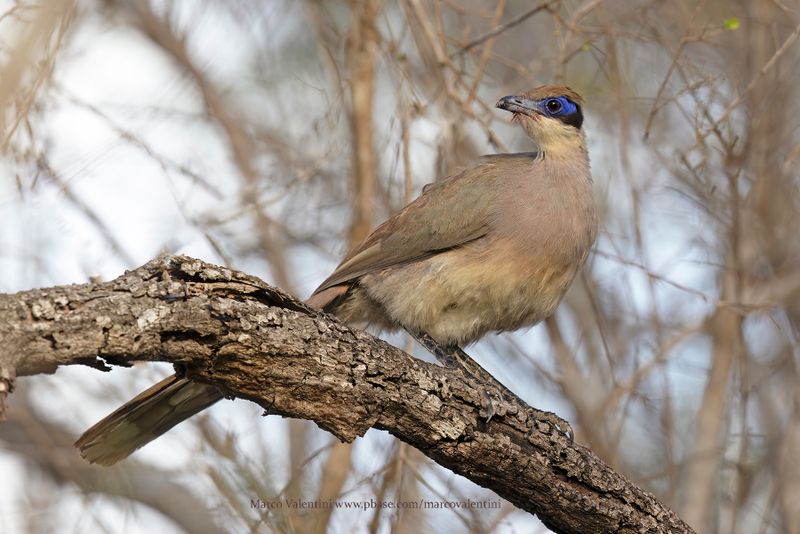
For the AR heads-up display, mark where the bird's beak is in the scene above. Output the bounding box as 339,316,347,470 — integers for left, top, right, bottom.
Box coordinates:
496,95,539,118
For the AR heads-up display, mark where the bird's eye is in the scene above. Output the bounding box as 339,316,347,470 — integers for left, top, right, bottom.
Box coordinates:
545,98,563,114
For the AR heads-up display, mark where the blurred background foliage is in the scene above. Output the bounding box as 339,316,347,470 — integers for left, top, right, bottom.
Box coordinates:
1,0,799,533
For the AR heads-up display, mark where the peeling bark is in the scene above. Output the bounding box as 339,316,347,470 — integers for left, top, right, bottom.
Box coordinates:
0,255,694,534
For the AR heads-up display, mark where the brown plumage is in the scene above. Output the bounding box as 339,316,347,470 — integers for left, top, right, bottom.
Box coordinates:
75,84,596,465
523,84,584,104
308,84,595,344
74,375,222,466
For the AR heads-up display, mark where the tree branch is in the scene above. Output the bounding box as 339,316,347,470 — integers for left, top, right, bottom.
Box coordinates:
0,255,694,534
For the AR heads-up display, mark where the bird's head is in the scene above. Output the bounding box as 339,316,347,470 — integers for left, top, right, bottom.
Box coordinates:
496,85,584,154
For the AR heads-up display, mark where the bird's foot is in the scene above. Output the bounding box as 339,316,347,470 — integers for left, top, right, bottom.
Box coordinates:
526,408,573,441
477,387,572,440
406,330,572,437
478,386,507,423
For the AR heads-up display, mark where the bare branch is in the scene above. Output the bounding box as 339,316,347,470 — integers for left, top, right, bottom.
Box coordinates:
0,255,693,534
452,1,558,57
3,392,224,534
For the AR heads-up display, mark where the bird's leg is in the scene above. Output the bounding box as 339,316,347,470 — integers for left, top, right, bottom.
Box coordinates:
408,331,573,439
407,331,504,420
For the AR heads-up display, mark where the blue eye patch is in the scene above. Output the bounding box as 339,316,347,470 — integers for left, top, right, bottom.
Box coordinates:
536,96,582,128
537,96,577,117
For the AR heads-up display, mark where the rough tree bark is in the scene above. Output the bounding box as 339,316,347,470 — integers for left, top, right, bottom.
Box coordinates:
0,255,694,534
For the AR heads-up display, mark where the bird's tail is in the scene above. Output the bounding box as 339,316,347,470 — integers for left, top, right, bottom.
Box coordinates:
74,375,223,466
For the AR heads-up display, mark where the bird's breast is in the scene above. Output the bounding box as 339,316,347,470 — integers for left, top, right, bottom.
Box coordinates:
361,234,585,346
361,159,596,346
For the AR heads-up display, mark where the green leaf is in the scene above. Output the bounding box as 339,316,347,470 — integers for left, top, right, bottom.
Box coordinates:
723,17,740,30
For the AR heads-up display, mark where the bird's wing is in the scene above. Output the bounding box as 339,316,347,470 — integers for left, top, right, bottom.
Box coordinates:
312,156,529,294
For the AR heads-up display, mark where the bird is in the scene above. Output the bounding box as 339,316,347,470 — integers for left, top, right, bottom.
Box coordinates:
75,84,597,465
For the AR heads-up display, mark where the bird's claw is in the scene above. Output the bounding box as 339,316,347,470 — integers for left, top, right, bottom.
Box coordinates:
529,409,573,440
479,387,506,422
